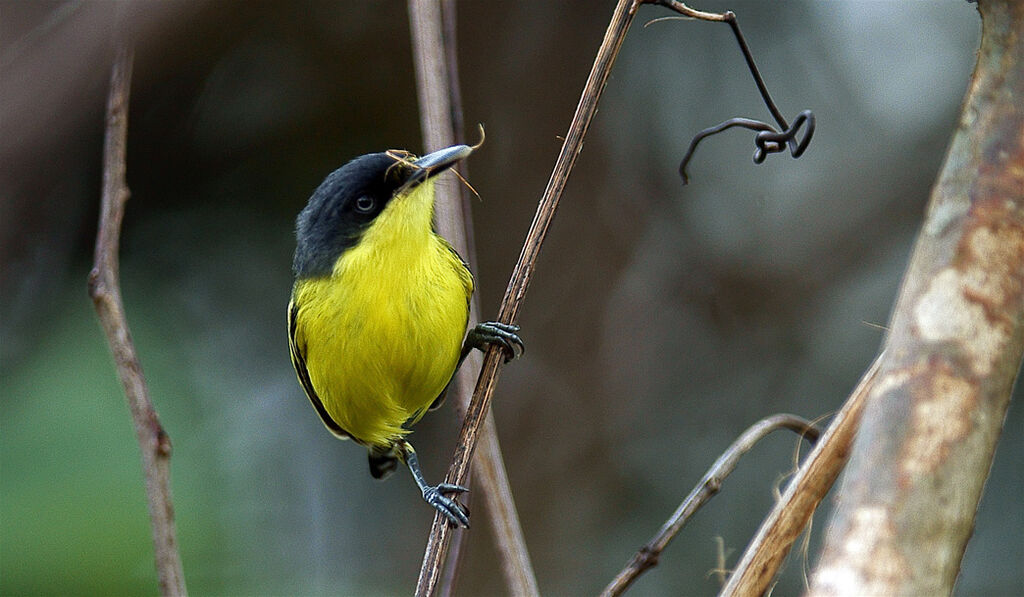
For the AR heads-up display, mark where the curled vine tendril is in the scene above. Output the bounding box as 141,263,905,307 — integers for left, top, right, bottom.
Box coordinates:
676,12,816,184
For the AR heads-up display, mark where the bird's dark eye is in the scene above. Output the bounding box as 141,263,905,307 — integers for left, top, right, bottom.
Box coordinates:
354,196,375,213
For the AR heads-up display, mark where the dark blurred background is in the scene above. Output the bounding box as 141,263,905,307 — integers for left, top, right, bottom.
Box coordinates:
2,1,1020,595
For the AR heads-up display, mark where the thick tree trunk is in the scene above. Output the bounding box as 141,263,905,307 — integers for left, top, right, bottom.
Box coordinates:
807,2,1024,595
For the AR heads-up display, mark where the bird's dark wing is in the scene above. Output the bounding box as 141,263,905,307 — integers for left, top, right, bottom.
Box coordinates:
288,299,353,440
438,237,474,301
428,379,453,412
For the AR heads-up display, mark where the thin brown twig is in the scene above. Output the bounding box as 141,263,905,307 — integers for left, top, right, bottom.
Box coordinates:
601,414,821,597
87,40,187,596
406,1,538,595
415,1,731,593
652,0,730,22
470,425,536,594
718,352,885,597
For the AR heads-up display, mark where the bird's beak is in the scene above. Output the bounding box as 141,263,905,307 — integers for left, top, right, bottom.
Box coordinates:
413,144,473,178
394,144,473,195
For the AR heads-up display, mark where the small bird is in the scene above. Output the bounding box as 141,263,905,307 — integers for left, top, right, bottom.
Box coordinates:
288,144,522,527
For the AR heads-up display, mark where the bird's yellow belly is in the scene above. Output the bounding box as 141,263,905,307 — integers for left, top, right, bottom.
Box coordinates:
294,241,469,447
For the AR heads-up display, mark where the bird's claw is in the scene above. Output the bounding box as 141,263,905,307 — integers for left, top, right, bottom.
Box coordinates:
422,483,470,528
468,321,525,363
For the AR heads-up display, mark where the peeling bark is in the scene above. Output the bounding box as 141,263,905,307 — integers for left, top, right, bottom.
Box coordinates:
808,1,1024,595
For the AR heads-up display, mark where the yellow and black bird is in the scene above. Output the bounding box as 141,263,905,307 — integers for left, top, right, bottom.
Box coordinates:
288,144,522,527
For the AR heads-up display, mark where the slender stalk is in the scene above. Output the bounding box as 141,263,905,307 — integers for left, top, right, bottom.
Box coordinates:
406,2,474,589
471,422,536,595
602,415,820,597
431,0,474,589
652,0,729,22
415,0,645,593
87,41,187,596
406,1,539,595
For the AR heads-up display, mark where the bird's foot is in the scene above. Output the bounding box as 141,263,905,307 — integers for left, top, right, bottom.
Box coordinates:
467,321,524,363
422,482,470,528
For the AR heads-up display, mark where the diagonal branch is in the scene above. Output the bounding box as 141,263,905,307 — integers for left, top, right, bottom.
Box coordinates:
87,39,187,597
602,414,820,597
718,354,884,597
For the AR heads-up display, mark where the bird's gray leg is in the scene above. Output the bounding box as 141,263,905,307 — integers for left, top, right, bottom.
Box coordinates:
398,440,470,528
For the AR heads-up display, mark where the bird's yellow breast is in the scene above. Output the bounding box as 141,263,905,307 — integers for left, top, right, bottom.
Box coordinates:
290,182,472,448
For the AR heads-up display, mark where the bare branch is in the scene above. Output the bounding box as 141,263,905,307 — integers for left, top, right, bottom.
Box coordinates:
651,0,730,22
719,354,884,597
807,2,1024,594
470,418,537,595
87,40,187,597
406,1,538,595
602,415,820,597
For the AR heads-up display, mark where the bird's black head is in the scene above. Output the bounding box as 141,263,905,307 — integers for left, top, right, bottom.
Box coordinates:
292,145,471,278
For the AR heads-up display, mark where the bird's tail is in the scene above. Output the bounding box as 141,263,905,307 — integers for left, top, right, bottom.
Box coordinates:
368,445,400,479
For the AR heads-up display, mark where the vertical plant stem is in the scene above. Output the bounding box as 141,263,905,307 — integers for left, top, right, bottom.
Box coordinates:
407,1,539,594
415,0,643,594
87,40,187,597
